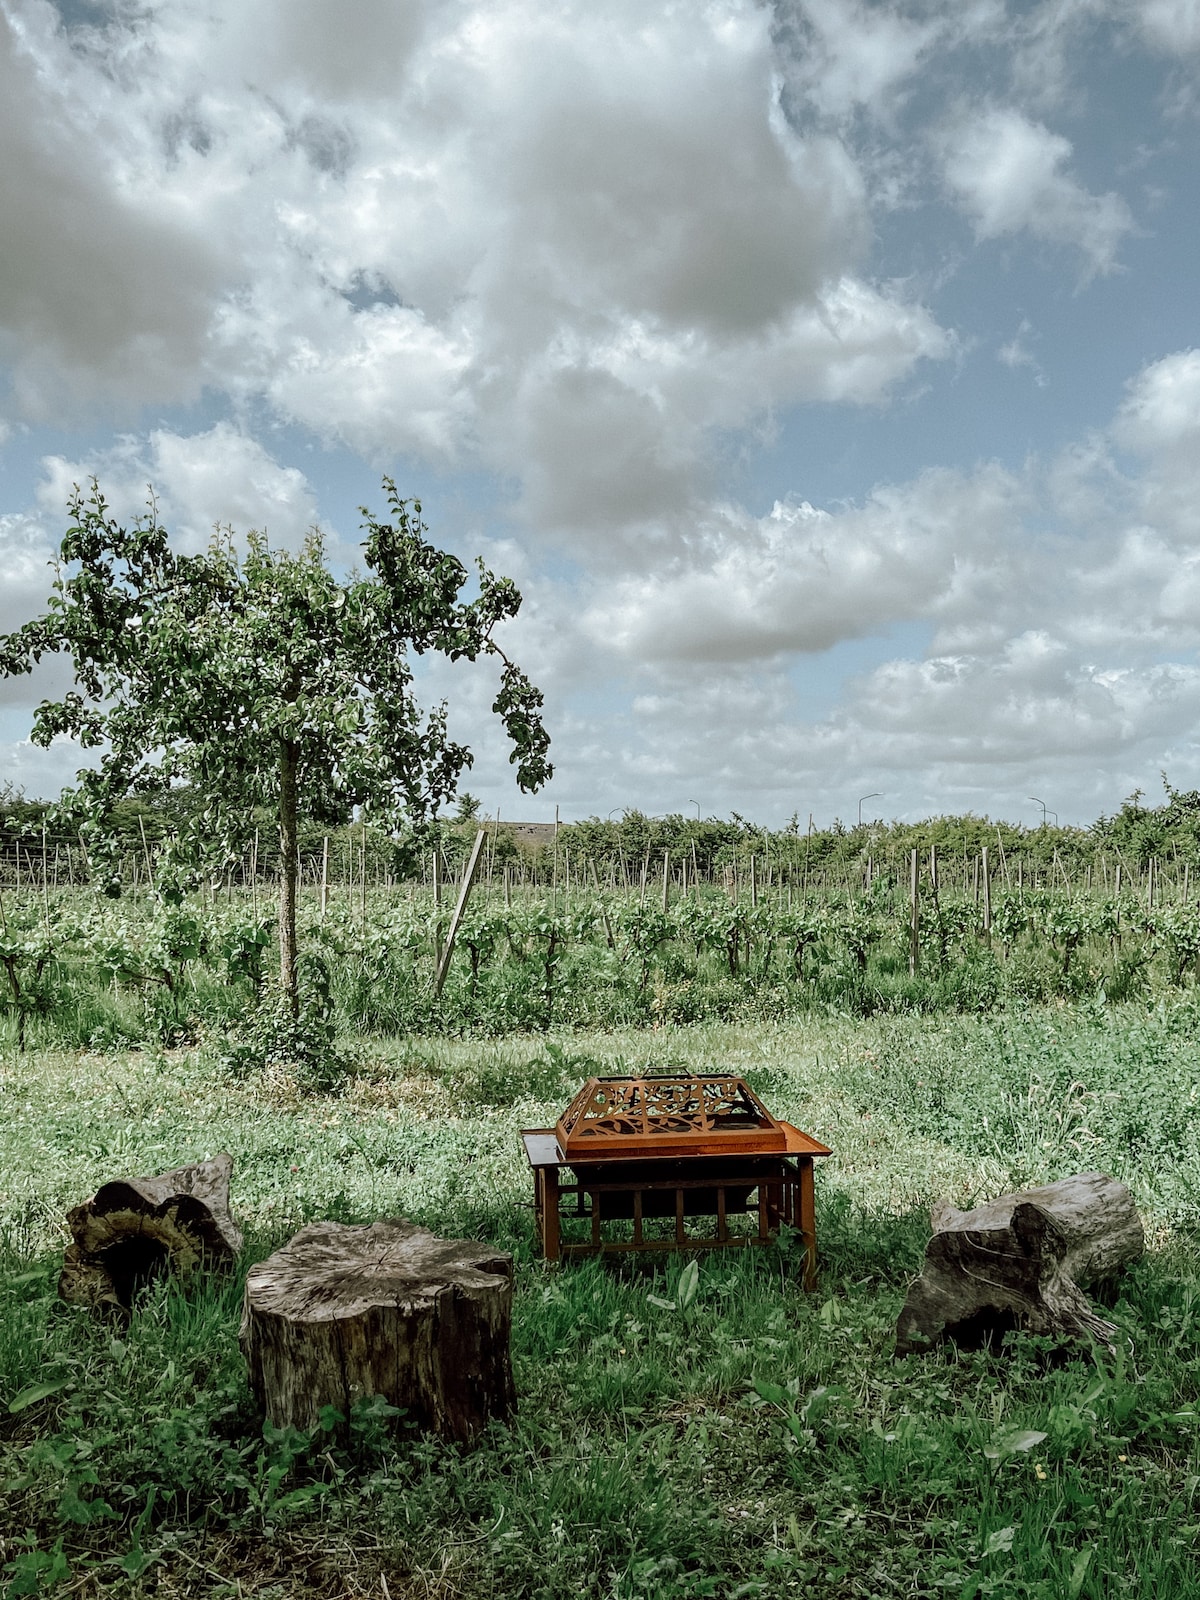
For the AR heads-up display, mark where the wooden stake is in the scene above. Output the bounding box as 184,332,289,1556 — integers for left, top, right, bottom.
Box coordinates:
434,829,487,997
589,859,615,949
995,826,1011,889
320,836,329,920
137,814,154,887
982,845,992,942
909,848,920,976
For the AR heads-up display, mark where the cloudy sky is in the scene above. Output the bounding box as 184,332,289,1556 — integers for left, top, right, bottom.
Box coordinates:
2,0,1199,828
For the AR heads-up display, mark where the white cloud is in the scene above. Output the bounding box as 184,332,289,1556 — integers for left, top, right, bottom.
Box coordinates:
0,0,950,554
36,425,322,554
0,5,227,417
583,462,1026,662
996,318,1047,385
1136,0,1200,54
939,106,1133,275
517,343,1200,821
778,0,948,121
1114,348,1200,455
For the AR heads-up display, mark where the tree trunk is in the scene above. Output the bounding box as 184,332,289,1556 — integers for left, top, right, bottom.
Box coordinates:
895,1172,1143,1356
279,736,299,1012
59,1154,242,1313
240,1219,516,1445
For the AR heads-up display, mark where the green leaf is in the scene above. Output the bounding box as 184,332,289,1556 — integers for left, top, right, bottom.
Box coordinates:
1067,1548,1094,1600
984,1427,1046,1460
752,1379,790,1408
646,1293,676,1311
984,1526,1015,1557
7,1378,69,1413
677,1259,700,1310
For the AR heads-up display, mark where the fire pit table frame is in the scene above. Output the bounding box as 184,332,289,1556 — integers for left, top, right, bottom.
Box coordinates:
520,1124,830,1288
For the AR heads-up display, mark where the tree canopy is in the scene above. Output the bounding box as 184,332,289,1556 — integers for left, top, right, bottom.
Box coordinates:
0,478,552,998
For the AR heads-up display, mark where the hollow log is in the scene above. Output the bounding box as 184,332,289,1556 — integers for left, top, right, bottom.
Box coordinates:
59,1153,242,1312
894,1172,1143,1356
240,1219,516,1445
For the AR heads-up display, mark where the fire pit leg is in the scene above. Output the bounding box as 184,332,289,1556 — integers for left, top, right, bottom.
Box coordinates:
541,1166,561,1262
798,1159,817,1290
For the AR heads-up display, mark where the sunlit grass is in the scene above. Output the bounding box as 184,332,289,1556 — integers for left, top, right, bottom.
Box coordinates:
3,1004,1200,1596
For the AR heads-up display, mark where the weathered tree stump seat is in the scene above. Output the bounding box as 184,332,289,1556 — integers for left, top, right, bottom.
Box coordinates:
239,1219,516,1445
895,1172,1144,1355
59,1153,242,1312
902,1171,1145,1356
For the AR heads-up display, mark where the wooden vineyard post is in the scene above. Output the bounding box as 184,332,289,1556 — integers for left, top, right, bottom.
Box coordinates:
909,849,920,975
982,845,992,943
995,827,1011,889
320,836,329,919
662,851,670,914
434,829,487,997
750,853,758,908
589,859,615,949
137,815,154,887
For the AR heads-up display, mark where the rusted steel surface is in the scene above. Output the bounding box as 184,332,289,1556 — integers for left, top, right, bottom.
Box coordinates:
555,1073,804,1160
523,1074,832,1286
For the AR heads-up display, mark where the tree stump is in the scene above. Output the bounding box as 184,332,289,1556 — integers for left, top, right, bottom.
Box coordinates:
239,1219,516,1445
59,1153,242,1312
895,1172,1143,1356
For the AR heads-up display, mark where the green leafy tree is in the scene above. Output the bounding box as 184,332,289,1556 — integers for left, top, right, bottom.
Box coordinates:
0,479,552,1011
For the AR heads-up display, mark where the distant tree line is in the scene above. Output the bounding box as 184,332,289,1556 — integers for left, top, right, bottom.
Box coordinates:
1,777,1198,893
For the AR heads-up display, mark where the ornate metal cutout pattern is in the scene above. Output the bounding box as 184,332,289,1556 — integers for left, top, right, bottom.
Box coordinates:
556,1074,785,1158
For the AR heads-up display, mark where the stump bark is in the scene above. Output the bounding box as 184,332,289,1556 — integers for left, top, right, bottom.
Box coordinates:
895,1172,1143,1356
59,1153,242,1312
240,1219,516,1445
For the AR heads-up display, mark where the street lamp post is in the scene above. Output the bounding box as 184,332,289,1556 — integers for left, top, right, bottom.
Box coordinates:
857,793,881,828
1029,796,1048,828
687,800,701,820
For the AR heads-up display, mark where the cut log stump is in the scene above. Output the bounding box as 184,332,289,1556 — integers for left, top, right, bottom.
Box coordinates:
895,1172,1143,1356
240,1219,516,1445
59,1153,242,1312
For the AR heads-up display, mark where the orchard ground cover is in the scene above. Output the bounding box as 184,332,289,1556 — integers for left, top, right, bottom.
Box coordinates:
4,1003,1200,1598
2,873,1199,1065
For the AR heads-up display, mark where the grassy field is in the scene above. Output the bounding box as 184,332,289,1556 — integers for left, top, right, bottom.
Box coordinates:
3,1002,1200,1598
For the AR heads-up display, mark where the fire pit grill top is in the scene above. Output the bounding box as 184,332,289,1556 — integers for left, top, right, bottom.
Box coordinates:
555,1074,800,1161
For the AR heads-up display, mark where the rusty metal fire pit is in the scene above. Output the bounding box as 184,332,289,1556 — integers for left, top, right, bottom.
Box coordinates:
521,1074,831,1285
